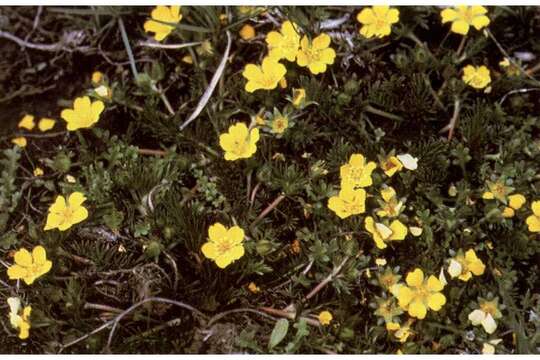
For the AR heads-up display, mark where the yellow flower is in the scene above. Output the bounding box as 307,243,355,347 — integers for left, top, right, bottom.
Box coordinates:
318,310,333,326
182,55,193,64
327,187,366,219
526,200,540,233
219,122,260,161
482,339,503,354
242,57,287,93
266,21,301,62
11,137,27,148
375,258,387,266
380,156,403,177
144,6,182,42
7,297,32,339
7,246,52,285
61,96,104,131
201,223,245,269
292,88,306,108
393,319,415,343
356,6,400,39
38,118,56,132
296,34,336,75
365,216,407,249
395,268,447,319
248,282,260,293
44,192,89,231
91,71,103,84
447,249,485,281
376,186,403,218
18,115,35,130
441,6,490,35
271,115,289,135
239,24,256,40
377,268,401,291
462,65,491,89
468,298,502,334
482,180,512,203
502,194,526,218
340,153,377,189
33,167,44,177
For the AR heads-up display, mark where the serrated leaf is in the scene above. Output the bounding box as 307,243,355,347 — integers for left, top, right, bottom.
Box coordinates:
269,318,289,350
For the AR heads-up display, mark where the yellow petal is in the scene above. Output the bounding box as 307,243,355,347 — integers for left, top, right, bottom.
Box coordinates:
471,15,490,30
502,207,515,218
406,268,424,287
18,115,35,130
396,286,413,308
201,242,218,260
38,118,56,132
526,215,540,233
32,246,47,265
208,223,228,242
68,192,87,207
71,207,89,225
381,186,396,203
7,265,27,280
482,191,494,200
228,226,245,245
389,220,407,240
468,309,486,325
408,300,427,319
451,20,470,35
440,8,459,23
357,8,376,24
215,254,233,268
11,137,27,147
426,275,443,292
14,248,33,267
509,194,526,210
482,313,497,334
532,201,540,216
427,293,446,311
227,244,245,261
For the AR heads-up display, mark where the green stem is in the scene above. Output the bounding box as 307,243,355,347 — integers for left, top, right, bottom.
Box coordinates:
364,105,403,122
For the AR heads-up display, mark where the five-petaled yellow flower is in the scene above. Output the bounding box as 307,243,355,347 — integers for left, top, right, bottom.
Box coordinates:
201,222,245,269
266,21,301,62
11,137,27,148
7,297,32,339
365,216,407,249
447,249,485,281
144,6,182,42
340,153,377,189
318,310,333,326
296,34,336,75
441,6,490,35
462,65,491,89
395,268,446,319
38,118,56,132
239,24,256,40
61,96,104,131
243,57,287,93
18,115,35,130
380,155,403,177
44,192,89,231
328,187,366,219
7,246,52,285
271,115,289,135
356,6,400,39
526,201,540,233
219,122,260,161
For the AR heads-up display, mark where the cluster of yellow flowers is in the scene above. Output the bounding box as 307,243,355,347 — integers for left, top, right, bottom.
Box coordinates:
11,114,56,149
243,20,336,93
327,152,418,249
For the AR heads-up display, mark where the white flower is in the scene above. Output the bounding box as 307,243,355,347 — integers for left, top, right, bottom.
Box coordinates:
7,297,22,328
482,339,502,354
396,154,418,170
468,309,497,334
439,267,447,287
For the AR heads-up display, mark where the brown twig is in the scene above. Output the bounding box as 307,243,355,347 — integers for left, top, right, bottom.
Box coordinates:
439,97,461,141
257,307,320,327
304,256,350,301
250,193,286,229
137,148,167,156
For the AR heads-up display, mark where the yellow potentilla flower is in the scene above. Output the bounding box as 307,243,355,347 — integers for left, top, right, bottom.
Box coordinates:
328,187,366,219
11,137,27,148
356,6,400,39
482,180,512,203
7,297,32,339
318,310,333,326
468,298,502,334
340,153,377,189
7,246,52,285
271,115,289,135
143,6,182,42
462,65,491,89
248,282,260,293
91,71,103,84
219,122,260,161
38,118,56,132
242,57,287,93
441,6,490,35
526,201,540,233
365,216,407,249
44,192,89,231
380,156,403,177
201,222,245,269
395,268,447,319
18,115,35,130
376,186,404,218
296,34,336,75
266,21,301,62
61,96,104,131
33,167,44,177
239,24,256,40
292,88,306,108
447,249,485,281
502,194,526,218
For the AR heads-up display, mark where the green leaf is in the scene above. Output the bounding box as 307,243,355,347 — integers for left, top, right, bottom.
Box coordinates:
268,318,289,350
